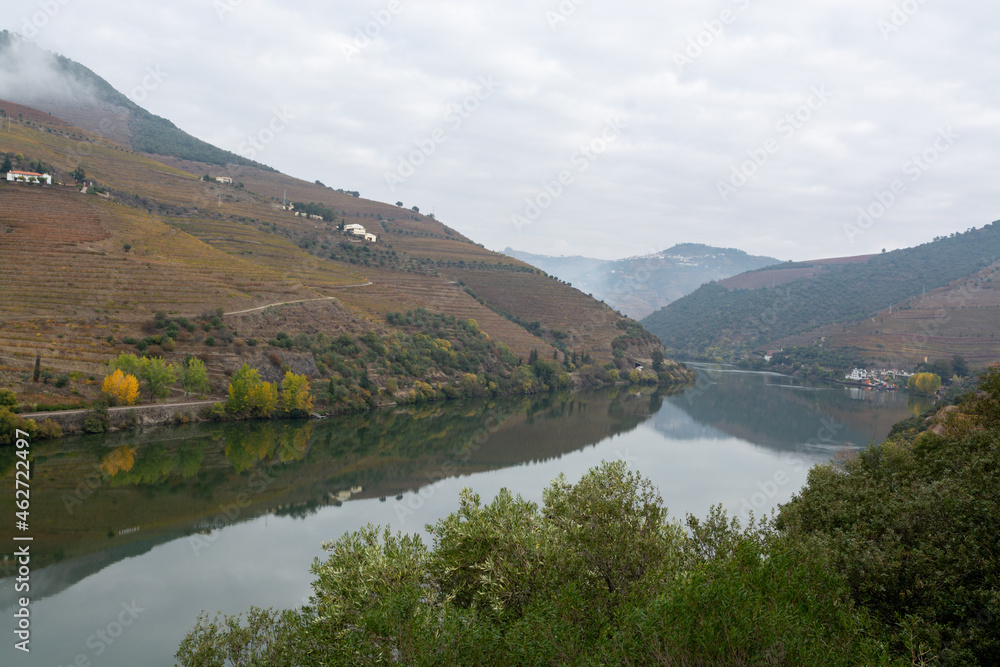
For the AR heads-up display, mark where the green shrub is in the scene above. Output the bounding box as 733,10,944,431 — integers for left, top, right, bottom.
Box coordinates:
0,408,36,444
36,419,63,439
177,462,892,666
778,365,1000,665
83,404,110,433
0,389,16,408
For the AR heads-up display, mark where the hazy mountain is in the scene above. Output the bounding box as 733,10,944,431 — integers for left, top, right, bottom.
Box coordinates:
0,30,273,169
504,243,780,318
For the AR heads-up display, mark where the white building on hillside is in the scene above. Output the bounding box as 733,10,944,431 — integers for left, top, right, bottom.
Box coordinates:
344,223,365,234
7,170,52,184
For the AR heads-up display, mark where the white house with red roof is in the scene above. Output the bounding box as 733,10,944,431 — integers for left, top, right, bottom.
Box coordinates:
6,170,52,185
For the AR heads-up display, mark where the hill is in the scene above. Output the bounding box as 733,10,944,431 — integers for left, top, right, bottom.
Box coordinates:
642,226,1000,369
504,243,779,319
0,55,691,410
0,30,274,170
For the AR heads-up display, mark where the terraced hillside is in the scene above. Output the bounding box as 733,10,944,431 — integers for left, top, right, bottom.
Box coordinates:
1,98,676,408
774,260,1000,369
643,224,1000,370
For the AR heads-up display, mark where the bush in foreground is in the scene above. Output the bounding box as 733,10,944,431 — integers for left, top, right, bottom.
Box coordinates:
778,364,1000,665
177,461,893,666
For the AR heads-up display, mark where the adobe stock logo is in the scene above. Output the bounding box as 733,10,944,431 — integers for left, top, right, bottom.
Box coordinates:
342,0,405,62
716,85,831,202
384,75,499,192
127,66,168,104
843,126,959,243
238,108,295,160
511,116,628,231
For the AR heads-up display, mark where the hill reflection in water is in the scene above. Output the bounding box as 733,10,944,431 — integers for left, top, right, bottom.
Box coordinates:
0,388,665,604
658,364,932,454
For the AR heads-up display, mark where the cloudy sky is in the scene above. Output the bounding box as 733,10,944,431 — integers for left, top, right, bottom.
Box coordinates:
4,0,998,261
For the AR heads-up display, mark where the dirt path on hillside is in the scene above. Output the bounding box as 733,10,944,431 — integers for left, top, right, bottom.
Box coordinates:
223,281,373,316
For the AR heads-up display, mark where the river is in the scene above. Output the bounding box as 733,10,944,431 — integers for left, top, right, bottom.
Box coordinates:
0,366,931,666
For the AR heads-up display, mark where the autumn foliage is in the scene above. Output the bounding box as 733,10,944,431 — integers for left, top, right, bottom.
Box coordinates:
907,371,942,396
280,370,313,416
102,369,140,406
100,446,137,476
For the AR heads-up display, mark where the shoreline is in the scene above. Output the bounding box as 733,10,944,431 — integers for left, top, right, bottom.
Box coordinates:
9,375,694,439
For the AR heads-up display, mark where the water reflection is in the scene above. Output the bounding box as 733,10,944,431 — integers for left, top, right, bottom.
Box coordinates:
0,372,926,667
0,389,664,604
657,364,932,454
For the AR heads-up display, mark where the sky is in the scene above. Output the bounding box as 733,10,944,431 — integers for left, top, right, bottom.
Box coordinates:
3,0,998,261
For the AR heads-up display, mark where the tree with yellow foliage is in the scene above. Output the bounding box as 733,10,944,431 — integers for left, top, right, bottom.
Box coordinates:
227,364,277,418
280,370,313,416
102,369,140,406
908,372,942,397
246,382,278,418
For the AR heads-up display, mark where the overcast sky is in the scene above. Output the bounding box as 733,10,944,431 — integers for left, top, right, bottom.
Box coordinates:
5,0,998,261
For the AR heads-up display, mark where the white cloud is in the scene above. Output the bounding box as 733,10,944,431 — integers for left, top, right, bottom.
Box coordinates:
4,0,997,261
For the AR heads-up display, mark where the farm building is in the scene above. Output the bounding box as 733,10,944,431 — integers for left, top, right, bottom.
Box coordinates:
344,223,365,233
214,176,233,184
6,170,52,184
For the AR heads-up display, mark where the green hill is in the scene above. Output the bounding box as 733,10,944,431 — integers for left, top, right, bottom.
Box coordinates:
642,225,1000,366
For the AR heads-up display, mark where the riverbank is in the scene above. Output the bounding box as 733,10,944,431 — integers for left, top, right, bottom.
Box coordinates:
7,371,694,440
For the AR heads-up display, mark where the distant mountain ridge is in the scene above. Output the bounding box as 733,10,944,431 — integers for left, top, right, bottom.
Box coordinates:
641,225,1000,368
504,243,779,318
0,30,274,170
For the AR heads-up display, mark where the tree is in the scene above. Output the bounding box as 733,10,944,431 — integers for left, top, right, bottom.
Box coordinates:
245,382,278,418
651,349,665,371
952,354,969,378
140,356,178,401
908,372,942,396
109,352,143,378
33,353,41,382
180,357,211,396
71,165,85,182
1,154,12,173
926,358,953,384
411,206,419,213
227,364,259,413
395,201,403,207
102,369,140,406
279,370,313,416
227,364,277,417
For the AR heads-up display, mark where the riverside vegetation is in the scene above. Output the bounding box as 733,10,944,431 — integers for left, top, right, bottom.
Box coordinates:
175,367,999,665
0,308,692,440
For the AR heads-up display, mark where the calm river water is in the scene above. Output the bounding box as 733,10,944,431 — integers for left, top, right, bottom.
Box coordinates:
0,366,930,666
